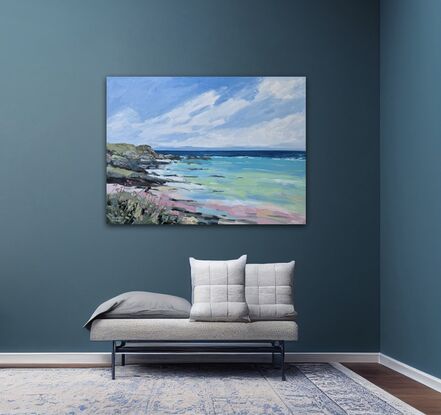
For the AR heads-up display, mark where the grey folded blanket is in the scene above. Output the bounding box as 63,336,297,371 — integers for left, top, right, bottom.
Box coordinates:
84,291,191,329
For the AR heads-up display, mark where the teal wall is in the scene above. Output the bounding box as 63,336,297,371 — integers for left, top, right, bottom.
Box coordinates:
380,0,441,377
0,0,380,352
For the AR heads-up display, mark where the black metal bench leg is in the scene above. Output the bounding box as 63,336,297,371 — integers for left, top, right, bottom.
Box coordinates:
273,341,282,368
281,340,286,381
271,341,276,367
120,341,126,366
111,341,116,380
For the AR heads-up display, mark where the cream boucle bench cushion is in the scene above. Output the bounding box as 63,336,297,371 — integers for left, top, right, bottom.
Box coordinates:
90,319,298,341
245,262,297,321
190,255,249,322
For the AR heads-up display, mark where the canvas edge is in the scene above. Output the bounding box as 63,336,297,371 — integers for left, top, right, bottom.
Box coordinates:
105,76,307,226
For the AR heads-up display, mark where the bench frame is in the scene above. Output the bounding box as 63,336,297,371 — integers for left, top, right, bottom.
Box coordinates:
111,340,286,381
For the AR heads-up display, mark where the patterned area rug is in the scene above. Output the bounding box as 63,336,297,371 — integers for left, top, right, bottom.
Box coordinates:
0,363,421,414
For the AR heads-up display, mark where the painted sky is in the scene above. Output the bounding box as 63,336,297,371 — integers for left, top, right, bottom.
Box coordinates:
107,77,305,150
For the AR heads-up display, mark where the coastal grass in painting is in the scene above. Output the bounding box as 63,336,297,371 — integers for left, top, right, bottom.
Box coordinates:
106,77,306,225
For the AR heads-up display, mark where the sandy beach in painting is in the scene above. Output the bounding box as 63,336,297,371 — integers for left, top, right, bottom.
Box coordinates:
106,76,306,225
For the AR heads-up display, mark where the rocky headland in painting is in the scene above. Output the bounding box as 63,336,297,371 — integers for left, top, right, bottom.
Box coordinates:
107,143,174,188
106,143,219,225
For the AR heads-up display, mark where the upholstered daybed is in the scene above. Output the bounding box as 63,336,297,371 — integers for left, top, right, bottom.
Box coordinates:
87,258,298,381
90,318,298,380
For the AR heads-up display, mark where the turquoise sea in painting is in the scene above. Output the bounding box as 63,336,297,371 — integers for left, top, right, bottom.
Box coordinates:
150,150,306,224
106,76,306,225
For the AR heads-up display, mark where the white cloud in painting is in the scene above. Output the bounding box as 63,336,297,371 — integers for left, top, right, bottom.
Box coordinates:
107,107,142,138
107,77,306,150
139,92,250,137
162,112,305,150
256,77,305,101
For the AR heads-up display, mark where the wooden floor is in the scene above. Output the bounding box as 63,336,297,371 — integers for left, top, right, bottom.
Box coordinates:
344,363,441,415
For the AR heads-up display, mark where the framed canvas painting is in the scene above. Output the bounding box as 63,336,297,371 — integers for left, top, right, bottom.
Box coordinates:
106,76,306,225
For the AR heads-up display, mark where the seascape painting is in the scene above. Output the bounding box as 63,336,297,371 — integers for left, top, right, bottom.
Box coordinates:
106,77,306,225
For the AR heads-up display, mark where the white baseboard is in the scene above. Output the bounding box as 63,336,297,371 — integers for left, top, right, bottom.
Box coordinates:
379,353,441,393
286,352,379,363
0,352,378,367
0,353,111,367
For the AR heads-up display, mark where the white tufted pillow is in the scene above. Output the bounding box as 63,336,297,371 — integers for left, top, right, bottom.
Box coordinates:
245,262,296,321
190,255,249,322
